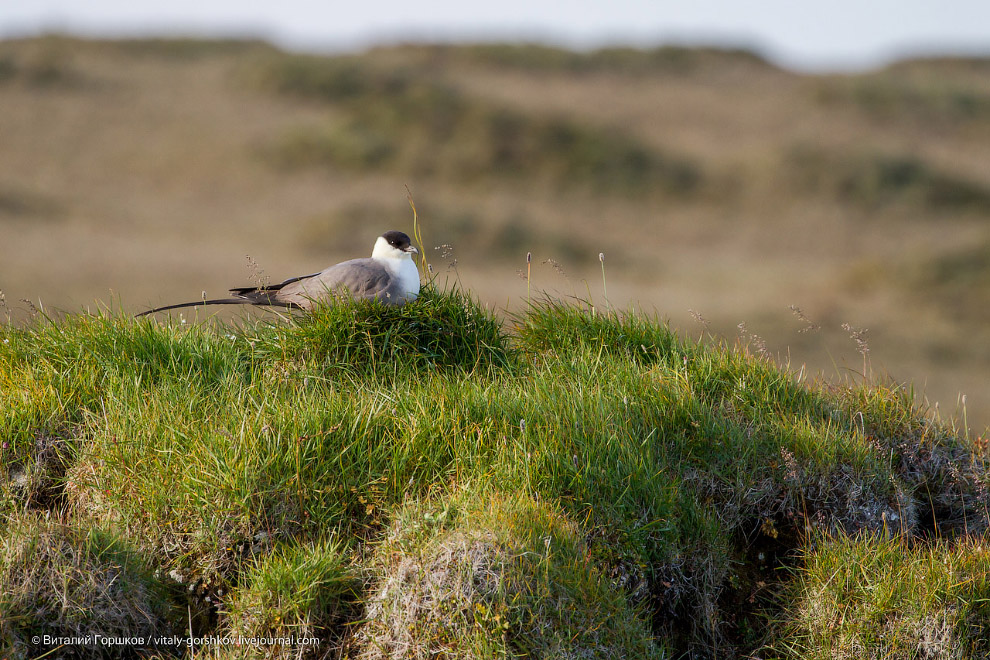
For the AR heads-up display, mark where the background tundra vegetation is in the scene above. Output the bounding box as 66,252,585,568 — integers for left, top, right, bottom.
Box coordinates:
0,36,989,431
1,287,988,658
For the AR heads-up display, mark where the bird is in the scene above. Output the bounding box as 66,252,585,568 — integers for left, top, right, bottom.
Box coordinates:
136,230,420,317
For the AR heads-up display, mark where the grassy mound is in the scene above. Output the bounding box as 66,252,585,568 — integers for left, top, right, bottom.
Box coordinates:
1,288,987,658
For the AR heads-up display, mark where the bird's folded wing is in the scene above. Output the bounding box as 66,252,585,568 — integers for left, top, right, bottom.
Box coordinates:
274,259,394,307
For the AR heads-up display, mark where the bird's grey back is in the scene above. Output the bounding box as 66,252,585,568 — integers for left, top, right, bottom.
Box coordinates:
275,258,408,308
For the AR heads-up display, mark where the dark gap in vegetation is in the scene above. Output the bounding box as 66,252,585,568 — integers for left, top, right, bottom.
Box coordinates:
3,426,74,512
914,502,954,542
720,515,804,653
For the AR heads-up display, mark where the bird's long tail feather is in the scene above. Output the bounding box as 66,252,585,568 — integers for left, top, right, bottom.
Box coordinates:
135,298,295,318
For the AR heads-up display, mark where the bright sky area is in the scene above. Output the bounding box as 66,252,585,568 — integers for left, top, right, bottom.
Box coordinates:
2,1,989,71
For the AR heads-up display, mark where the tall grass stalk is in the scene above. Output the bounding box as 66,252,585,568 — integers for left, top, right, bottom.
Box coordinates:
526,251,532,305
406,185,429,277
599,251,609,312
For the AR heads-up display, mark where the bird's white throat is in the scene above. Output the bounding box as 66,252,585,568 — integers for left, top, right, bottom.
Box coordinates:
371,235,405,260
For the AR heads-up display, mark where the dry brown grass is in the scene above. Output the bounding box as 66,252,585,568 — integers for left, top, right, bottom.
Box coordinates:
0,512,178,657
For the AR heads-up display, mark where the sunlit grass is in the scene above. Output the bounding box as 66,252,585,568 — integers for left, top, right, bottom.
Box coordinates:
1,290,987,657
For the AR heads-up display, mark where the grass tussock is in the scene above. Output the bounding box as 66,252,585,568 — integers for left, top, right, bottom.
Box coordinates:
0,513,179,658
1,291,987,658
262,285,513,377
353,493,664,659
222,536,358,657
775,535,990,659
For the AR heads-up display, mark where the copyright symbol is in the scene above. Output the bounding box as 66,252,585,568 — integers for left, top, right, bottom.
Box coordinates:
32,636,40,645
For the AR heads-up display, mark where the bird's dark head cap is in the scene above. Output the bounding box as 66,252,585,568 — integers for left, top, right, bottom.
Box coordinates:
382,230,416,253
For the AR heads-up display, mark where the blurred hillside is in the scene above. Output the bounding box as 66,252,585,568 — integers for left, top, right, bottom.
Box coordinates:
0,35,987,430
